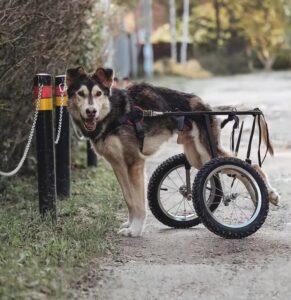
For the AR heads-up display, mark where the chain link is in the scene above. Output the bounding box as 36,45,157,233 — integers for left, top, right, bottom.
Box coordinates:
54,83,66,144
70,115,85,141
0,84,43,176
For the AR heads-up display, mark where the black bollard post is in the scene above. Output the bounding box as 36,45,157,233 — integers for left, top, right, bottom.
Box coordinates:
87,140,97,167
55,75,71,198
34,74,56,218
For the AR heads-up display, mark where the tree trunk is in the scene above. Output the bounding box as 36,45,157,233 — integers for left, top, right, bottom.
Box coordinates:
257,50,275,71
263,57,275,71
213,0,221,48
180,0,189,64
246,45,254,72
102,0,114,68
169,0,177,62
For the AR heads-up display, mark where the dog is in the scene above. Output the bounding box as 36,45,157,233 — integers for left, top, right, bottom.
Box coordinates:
66,66,280,237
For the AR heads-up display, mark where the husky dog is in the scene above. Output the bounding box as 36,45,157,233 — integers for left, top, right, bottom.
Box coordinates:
66,66,280,237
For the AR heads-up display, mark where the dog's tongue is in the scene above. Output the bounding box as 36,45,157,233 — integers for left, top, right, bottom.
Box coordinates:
84,119,96,130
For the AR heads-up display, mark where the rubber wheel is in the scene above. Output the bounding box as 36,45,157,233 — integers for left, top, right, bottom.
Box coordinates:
148,154,222,228
192,157,269,239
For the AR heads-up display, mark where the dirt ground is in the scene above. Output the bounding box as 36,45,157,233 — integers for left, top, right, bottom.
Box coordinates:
75,72,291,300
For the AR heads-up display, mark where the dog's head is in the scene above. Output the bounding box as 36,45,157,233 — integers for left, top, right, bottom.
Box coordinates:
66,66,113,133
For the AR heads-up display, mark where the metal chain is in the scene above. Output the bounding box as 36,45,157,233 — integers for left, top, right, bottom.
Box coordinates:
70,115,85,141
54,83,65,144
0,84,43,176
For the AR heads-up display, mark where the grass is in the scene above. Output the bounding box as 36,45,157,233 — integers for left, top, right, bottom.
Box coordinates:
0,155,122,299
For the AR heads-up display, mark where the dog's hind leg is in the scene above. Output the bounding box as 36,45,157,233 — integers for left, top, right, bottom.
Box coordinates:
182,119,279,206
180,122,212,169
252,164,280,205
182,137,204,169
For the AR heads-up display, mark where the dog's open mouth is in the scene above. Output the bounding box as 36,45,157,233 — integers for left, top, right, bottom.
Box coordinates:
82,117,97,131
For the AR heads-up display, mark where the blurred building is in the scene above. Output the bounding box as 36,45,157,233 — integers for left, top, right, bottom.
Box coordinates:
110,2,167,79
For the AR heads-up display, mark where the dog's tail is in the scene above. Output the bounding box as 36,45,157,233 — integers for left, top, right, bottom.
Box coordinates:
214,105,274,156
257,114,274,156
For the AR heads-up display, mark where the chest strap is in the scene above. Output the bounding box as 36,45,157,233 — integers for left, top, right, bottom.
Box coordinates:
102,106,145,152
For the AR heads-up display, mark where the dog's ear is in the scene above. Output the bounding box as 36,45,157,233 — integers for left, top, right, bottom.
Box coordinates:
94,67,114,88
66,67,86,87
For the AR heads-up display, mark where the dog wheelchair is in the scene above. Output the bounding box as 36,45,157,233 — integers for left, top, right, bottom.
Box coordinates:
144,109,270,239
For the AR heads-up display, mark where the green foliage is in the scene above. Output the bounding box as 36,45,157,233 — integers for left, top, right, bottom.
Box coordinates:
240,0,287,69
183,0,290,71
0,161,121,299
273,48,291,69
0,0,104,172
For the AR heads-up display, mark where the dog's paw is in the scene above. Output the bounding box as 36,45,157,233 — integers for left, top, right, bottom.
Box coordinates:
118,228,132,237
118,217,145,237
268,189,280,206
118,227,142,237
120,221,130,229
118,226,143,238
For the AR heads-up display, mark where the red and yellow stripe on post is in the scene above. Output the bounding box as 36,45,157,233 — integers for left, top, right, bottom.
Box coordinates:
33,76,53,110
55,76,68,106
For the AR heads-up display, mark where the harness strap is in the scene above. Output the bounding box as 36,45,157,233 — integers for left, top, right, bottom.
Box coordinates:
220,113,239,129
129,106,145,152
221,113,239,153
235,121,244,157
175,116,185,131
231,126,235,152
246,115,256,164
258,114,262,167
246,108,270,166
101,105,145,152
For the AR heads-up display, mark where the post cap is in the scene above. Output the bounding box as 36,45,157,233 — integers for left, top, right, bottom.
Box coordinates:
34,73,52,86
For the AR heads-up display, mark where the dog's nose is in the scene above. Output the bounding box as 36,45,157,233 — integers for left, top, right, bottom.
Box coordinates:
85,107,97,118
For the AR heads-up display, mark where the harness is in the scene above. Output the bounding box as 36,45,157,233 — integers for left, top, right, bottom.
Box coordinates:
101,93,191,152
220,108,270,167
101,92,145,151
101,95,271,166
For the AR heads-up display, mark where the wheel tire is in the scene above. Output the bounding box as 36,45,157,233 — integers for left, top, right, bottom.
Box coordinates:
148,154,221,228
192,157,269,239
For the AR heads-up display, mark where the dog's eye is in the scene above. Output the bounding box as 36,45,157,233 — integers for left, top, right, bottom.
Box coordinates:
96,91,102,97
77,91,85,97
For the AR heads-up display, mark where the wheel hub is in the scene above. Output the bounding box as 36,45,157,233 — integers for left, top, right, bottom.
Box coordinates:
179,185,192,200
223,193,239,206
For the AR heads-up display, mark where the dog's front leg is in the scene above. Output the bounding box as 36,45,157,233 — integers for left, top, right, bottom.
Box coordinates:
126,160,146,237
111,163,135,233
111,160,146,237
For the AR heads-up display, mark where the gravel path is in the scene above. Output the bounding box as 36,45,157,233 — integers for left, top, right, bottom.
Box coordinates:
76,72,291,300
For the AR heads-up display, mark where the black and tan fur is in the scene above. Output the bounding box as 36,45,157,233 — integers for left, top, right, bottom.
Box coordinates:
66,66,280,237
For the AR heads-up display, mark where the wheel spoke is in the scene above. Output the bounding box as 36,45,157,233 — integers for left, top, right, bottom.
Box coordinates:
200,160,264,232
166,197,184,213
174,198,184,215
185,199,196,213
167,174,180,189
161,183,177,191
232,202,249,220
175,168,186,185
160,190,180,204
